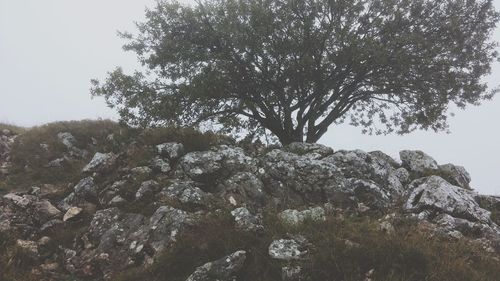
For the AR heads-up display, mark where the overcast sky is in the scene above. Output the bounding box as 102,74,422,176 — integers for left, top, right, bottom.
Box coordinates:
1,0,499,195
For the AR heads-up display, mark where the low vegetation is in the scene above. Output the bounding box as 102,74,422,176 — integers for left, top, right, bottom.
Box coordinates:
113,211,500,281
0,120,229,194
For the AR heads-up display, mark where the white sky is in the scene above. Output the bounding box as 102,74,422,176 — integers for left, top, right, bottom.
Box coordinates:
0,0,499,195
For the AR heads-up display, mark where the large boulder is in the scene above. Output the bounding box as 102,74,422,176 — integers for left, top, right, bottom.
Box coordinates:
405,176,491,224
323,149,405,197
399,150,438,176
438,163,472,190
284,142,334,159
179,145,257,184
261,149,346,204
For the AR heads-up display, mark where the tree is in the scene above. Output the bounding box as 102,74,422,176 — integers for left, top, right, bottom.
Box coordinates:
91,0,500,145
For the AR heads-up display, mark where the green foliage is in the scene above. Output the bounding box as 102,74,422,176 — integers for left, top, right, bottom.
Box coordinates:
92,0,500,144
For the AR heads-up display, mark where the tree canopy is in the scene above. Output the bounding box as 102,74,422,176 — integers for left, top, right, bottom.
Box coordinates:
91,0,500,144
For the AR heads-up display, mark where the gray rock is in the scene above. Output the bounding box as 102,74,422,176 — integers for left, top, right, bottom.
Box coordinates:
82,152,116,173
157,181,212,206
156,142,185,159
57,132,85,157
262,149,345,203
231,207,263,232
135,180,159,201
33,200,61,221
405,176,491,223
269,239,307,260
400,150,438,175
279,207,326,225
73,177,98,199
63,207,83,222
285,142,334,159
439,163,471,189
153,156,171,173
218,172,265,206
186,250,246,281
179,145,257,184
3,193,31,208
343,178,391,209
323,149,394,184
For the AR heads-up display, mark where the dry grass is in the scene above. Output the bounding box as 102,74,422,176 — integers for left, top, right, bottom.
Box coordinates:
113,212,500,281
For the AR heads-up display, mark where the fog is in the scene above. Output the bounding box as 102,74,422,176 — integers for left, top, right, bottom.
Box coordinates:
1,0,499,195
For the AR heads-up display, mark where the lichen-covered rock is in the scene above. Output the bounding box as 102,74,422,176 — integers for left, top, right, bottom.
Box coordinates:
179,145,257,184
405,176,491,223
400,150,438,175
73,177,98,199
156,142,185,159
135,180,159,201
269,238,307,260
218,172,265,206
285,142,334,159
279,207,326,225
231,207,263,232
323,149,395,183
152,156,171,173
82,152,116,173
157,181,212,206
323,149,405,198
186,250,246,281
342,178,391,209
85,205,193,272
438,163,471,189
262,149,345,204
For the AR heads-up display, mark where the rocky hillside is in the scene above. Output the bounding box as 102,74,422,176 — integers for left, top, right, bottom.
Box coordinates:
1,121,500,281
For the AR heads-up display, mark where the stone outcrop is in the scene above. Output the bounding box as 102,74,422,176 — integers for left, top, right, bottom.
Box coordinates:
1,129,500,281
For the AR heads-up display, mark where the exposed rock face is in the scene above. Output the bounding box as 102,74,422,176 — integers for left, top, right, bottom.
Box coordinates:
404,176,491,224
262,149,345,204
186,250,246,281
284,142,334,159
179,145,257,184
2,130,500,281
439,163,472,189
400,150,438,175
